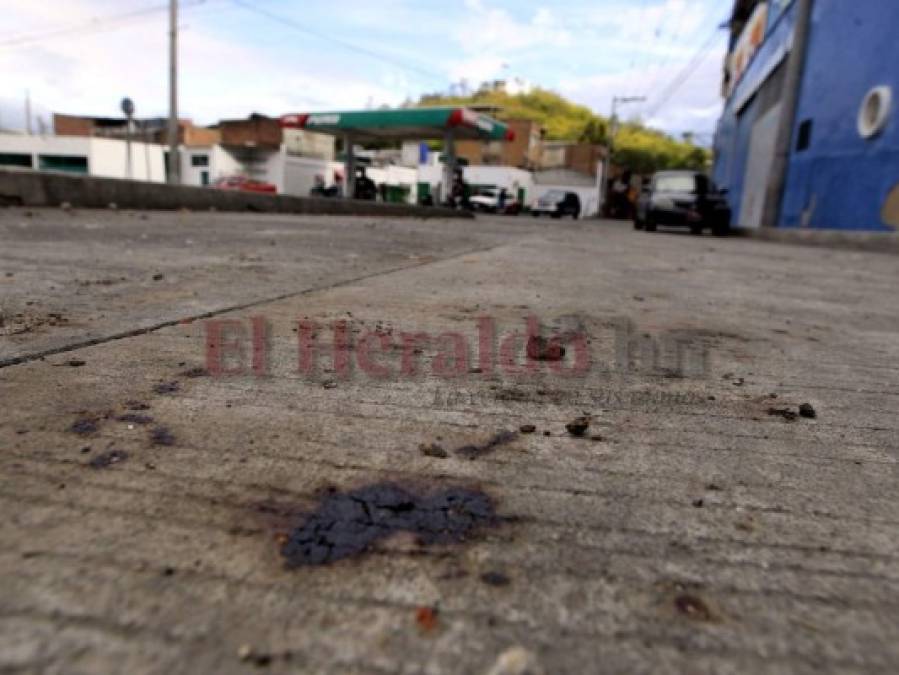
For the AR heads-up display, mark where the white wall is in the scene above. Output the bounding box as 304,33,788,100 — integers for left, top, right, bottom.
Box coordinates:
89,137,165,182
284,156,344,197
0,132,166,182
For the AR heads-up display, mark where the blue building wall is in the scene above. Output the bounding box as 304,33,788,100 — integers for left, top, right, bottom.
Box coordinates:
714,0,899,231
713,1,797,224
780,1,899,231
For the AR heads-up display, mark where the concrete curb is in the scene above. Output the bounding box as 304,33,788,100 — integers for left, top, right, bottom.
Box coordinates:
734,226,899,255
0,168,471,220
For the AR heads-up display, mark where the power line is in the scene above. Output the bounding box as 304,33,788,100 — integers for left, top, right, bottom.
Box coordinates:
644,20,725,120
641,0,704,103
230,0,447,87
0,0,217,49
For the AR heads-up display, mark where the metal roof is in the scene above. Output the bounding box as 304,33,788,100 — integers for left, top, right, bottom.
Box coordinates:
280,107,513,142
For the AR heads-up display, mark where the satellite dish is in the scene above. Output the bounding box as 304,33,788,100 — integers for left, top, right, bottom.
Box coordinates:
120,97,135,116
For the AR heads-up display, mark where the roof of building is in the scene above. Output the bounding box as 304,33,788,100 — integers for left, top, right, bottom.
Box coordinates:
280,107,513,143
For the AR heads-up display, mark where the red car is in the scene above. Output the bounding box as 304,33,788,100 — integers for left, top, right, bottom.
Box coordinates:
213,176,277,194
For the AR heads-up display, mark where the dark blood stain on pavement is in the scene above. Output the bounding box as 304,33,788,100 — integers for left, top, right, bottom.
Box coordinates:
281,482,497,567
88,450,128,469
454,430,517,460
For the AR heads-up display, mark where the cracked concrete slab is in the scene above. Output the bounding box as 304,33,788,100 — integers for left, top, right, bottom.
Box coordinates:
0,211,897,674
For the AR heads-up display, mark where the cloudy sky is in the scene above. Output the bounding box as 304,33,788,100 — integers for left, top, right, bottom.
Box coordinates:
0,0,730,140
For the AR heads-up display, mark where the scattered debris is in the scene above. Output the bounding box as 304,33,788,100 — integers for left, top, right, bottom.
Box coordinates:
543,431,551,437
322,380,337,390
237,645,273,668
480,571,511,587
705,483,723,491
590,434,604,442
280,482,496,567
180,366,208,378
767,407,798,422
732,378,745,386
415,606,439,633
526,335,566,362
150,426,176,446
454,430,517,460
519,424,537,434
152,381,180,395
486,646,543,675
125,400,151,411
692,499,705,508
674,593,713,621
799,402,817,419
565,416,591,437
88,450,128,469
79,446,91,454
117,413,154,426
419,442,448,459
152,273,165,281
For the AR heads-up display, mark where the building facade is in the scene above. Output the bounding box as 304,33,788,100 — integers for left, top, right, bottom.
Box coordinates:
713,0,899,231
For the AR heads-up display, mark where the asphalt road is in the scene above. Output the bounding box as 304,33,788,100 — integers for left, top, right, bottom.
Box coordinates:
1,207,897,674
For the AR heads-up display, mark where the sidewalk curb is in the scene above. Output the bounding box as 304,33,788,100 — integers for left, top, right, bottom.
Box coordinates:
734,227,899,255
0,168,470,220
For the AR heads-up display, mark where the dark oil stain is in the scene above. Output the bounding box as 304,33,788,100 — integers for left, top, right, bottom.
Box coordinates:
117,414,154,425
180,366,208,378
454,430,517,460
280,482,497,567
480,571,511,587
88,450,128,469
674,593,713,621
150,426,176,446
153,381,180,395
70,418,99,436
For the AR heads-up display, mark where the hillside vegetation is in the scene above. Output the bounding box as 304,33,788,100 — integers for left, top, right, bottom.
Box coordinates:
416,87,709,174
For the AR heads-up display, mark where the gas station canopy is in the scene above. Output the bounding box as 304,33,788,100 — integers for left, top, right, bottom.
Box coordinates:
280,107,514,143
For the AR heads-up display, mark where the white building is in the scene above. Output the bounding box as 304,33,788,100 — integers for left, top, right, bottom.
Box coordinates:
0,132,166,182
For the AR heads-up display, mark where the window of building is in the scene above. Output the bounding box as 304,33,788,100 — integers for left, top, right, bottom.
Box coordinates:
796,119,813,152
38,155,88,174
0,153,33,168
191,154,209,167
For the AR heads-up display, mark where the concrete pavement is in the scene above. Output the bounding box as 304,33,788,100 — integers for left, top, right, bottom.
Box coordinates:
1,208,897,674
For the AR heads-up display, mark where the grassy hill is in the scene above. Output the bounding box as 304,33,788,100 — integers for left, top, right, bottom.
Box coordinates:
415,86,709,173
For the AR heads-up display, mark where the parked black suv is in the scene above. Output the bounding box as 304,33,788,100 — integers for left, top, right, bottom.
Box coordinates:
532,190,582,219
635,171,731,236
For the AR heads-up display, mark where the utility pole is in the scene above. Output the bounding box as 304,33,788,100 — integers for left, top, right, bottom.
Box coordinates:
608,96,646,153
166,0,180,184
761,0,814,228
